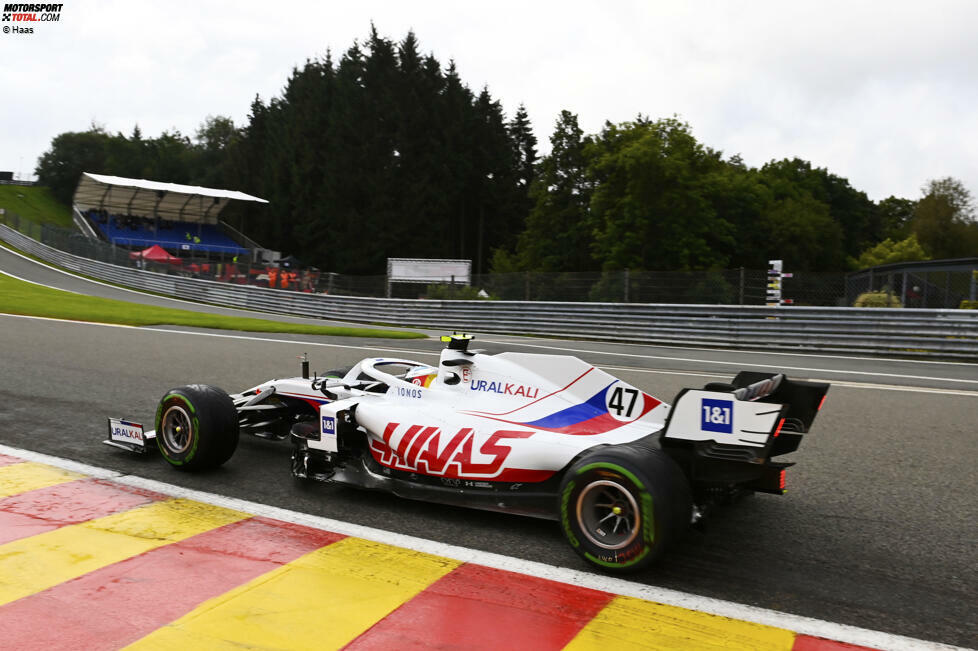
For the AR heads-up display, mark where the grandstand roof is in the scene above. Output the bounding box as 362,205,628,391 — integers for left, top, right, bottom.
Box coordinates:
72,173,268,224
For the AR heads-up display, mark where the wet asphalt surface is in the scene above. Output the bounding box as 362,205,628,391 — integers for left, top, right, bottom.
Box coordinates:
1,246,977,647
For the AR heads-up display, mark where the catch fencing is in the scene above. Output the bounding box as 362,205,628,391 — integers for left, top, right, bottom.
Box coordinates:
2,222,977,359
847,259,978,309
1,212,854,305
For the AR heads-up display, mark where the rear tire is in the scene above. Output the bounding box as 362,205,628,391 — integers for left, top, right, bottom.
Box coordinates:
559,442,691,573
155,384,239,470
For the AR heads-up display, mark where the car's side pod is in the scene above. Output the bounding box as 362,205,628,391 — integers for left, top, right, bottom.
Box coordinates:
659,373,829,495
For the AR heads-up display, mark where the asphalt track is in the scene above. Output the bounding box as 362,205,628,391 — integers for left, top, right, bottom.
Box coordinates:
1,247,977,647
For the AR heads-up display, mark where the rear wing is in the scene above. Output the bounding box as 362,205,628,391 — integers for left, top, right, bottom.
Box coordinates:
660,373,829,491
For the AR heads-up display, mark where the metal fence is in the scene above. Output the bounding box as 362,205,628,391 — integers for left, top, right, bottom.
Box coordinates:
476,268,850,306
1,211,321,292
0,211,851,305
306,268,849,305
3,221,977,359
847,259,978,309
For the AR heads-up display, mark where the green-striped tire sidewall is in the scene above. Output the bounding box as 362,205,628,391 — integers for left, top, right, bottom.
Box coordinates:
155,393,201,466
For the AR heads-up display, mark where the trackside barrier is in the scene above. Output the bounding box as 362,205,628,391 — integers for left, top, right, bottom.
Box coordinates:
3,224,978,359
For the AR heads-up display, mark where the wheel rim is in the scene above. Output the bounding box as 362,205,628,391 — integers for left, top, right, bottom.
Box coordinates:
161,404,193,453
576,479,640,550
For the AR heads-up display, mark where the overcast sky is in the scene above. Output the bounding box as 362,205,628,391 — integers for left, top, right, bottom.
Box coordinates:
2,1,976,202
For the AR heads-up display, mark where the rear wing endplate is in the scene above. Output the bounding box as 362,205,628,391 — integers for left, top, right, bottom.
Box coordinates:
661,373,829,463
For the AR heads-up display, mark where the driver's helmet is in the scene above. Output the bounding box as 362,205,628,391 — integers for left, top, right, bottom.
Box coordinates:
404,365,438,388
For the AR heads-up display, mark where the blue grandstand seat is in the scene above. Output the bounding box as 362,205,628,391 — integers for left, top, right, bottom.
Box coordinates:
86,211,248,255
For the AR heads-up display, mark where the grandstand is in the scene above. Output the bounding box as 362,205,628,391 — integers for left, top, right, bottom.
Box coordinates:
85,209,247,254
72,173,268,259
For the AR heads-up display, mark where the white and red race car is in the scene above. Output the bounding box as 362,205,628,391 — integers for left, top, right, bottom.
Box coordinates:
107,334,828,572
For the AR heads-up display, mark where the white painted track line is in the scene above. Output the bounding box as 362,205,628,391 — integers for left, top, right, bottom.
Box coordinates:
1,313,974,398
481,339,978,386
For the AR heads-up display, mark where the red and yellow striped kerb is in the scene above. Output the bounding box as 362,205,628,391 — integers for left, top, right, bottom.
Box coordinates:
0,452,874,650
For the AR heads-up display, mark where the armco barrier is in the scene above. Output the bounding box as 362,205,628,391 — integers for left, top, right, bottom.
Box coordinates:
3,224,978,359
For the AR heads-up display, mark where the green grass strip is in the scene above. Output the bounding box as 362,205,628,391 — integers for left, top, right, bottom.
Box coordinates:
0,272,425,339
0,186,73,228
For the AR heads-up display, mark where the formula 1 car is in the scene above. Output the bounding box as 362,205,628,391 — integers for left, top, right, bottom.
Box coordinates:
106,334,828,573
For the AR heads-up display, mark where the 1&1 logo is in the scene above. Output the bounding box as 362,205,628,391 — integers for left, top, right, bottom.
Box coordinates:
321,415,336,435
701,398,733,434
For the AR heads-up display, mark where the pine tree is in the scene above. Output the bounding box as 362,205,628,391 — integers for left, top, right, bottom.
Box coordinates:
505,103,537,253
508,104,537,191
511,110,594,272
471,87,518,274
441,61,477,262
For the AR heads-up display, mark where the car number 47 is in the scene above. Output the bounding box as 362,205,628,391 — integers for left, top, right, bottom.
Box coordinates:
607,385,641,420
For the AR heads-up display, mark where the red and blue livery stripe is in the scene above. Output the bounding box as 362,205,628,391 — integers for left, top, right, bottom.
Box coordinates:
520,381,616,431
475,382,661,435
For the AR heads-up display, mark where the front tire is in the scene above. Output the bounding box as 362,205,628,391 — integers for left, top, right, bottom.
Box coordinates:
155,384,239,470
559,443,691,573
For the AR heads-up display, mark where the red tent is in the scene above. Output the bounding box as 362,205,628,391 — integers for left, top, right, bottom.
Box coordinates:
129,244,181,265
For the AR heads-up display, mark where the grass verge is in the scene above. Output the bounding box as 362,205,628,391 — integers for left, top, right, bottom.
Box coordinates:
0,185,73,228
0,240,289,314
0,272,425,339
0,240,210,304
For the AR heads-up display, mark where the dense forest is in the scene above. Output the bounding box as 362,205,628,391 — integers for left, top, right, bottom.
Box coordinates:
35,28,978,275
